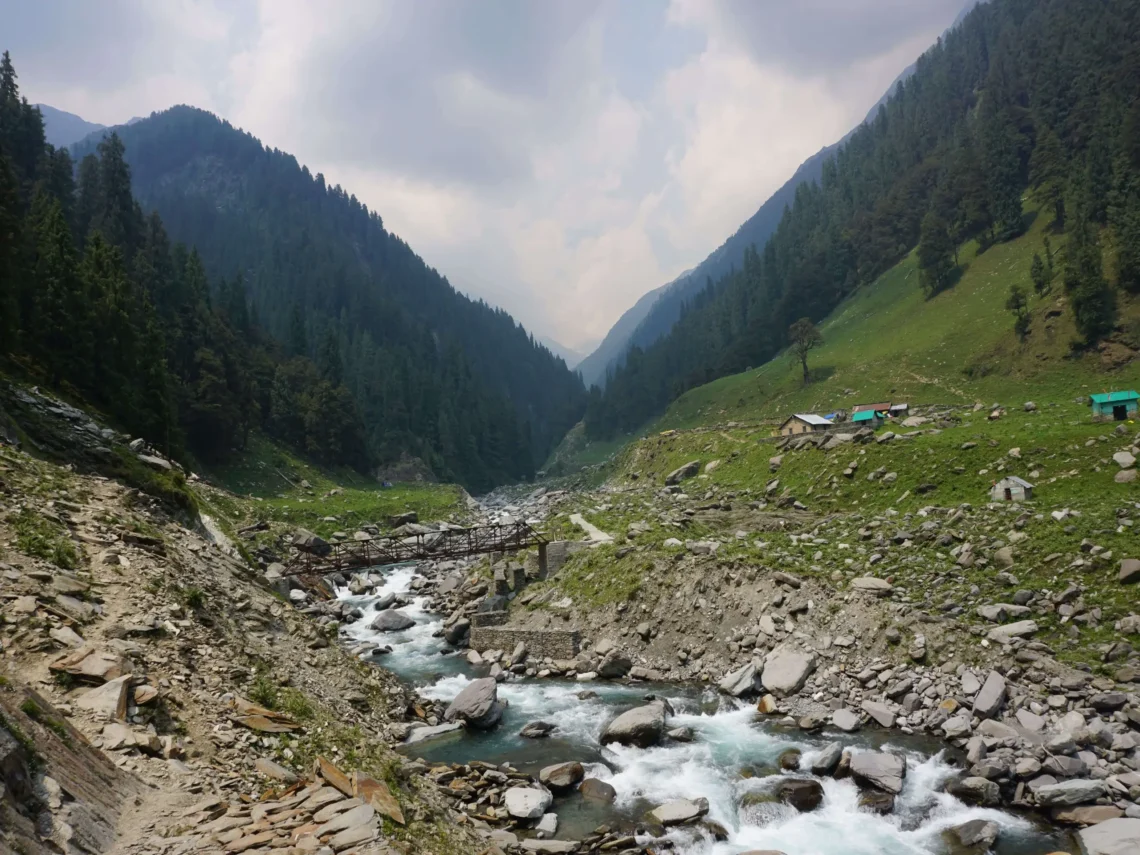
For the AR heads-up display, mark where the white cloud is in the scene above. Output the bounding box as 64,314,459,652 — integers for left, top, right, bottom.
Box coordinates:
7,0,963,350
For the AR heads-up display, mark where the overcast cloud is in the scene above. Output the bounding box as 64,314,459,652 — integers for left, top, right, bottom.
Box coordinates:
4,0,963,352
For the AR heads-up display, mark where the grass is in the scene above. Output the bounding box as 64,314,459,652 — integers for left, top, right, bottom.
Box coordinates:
194,434,469,543
179,586,206,612
10,508,79,570
18,698,71,745
656,209,1140,431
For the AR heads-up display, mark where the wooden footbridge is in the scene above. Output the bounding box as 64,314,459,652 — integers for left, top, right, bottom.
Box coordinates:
283,521,548,577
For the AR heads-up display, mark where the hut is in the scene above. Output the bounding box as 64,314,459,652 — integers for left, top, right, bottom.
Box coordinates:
991,476,1033,503
1090,390,1139,421
852,402,891,414
777,414,833,436
851,409,883,428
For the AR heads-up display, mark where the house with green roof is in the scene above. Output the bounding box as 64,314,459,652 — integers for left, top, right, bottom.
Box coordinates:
1089,390,1139,421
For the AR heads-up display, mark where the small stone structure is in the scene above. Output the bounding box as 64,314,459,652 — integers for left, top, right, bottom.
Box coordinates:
471,610,509,628
990,476,1033,502
469,627,580,660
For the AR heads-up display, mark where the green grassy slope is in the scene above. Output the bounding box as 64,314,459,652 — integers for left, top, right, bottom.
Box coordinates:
660,210,1140,430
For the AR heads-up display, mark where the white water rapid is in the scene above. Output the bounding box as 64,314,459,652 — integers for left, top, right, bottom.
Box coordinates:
336,565,1068,855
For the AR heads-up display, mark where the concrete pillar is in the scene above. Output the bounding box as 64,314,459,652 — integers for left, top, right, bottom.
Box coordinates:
537,542,548,580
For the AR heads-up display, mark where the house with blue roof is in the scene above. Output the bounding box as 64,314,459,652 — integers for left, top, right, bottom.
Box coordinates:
1090,390,1139,421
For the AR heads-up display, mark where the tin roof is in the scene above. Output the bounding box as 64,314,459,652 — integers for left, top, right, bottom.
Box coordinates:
1090,390,1139,404
996,476,1034,488
851,410,879,422
787,414,833,426
852,402,891,413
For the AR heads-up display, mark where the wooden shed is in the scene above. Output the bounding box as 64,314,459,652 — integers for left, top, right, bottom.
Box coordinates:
991,476,1033,502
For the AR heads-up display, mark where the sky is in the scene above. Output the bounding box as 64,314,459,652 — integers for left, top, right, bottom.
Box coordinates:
5,0,965,355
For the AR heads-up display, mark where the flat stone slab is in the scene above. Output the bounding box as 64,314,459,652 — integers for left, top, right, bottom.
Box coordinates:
650,798,708,826
1076,817,1140,855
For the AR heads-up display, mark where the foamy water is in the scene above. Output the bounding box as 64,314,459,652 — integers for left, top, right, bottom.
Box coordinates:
337,566,1067,855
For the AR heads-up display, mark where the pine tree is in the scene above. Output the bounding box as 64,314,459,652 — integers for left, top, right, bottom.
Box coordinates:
73,153,99,242
91,133,141,256
1116,191,1140,294
979,100,1024,241
288,304,307,357
918,210,957,296
1029,125,1066,228
1006,283,1030,340
0,153,22,347
1030,252,1050,296
1064,215,1116,345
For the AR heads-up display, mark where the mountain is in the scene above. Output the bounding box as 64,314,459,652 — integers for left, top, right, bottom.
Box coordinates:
578,2,980,391
538,336,590,369
34,104,105,148
584,0,1140,439
575,275,682,388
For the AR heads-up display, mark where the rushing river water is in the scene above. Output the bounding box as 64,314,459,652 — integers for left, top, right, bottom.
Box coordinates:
337,565,1072,855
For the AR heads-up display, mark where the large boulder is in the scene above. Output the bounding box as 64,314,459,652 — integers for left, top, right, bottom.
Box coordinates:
849,751,906,794
1077,818,1140,855
986,620,1038,643
811,742,843,776
718,662,762,697
598,651,633,679
971,670,1007,718
776,779,823,812
949,819,999,849
1034,779,1106,807
761,648,815,697
601,701,669,748
539,762,584,792
850,577,892,596
443,677,504,730
1120,559,1140,585
443,618,470,645
649,798,709,826
947,776,1000,807
665,461,700,486
579,778,616,803
504,787,553,821
370,610,415,632
292,528,331,557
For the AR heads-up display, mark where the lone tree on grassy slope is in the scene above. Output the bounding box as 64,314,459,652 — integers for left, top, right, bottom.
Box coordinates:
788,318,823,385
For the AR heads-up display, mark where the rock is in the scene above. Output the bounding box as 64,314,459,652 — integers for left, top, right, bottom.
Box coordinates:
601,701,668,748
650,798,709,826
986,620,1038,643
292,529,331,557
719,662,762,697
942,712,973,739
370,610,415,632
972,670,1007,718
761,648,816,697
49,625,85,648
948,777,1000,807
443,618,470,645
832,708,862,732
535,813,558,836
1035,779,1107,807
849,751,906,794
1053,805,1124,825
520,721,555,739
811,742,843,776
1120,559,1140,585
50,647,124,683
75,674,132,721
858,791,895,814
1117,468,1138,483
598,651,632,679
860,700,895,729
993,546,1014,567
1113,451,1136,469
667,726,695,742
504,787,553,820
665,460,700,486
443,677,504,730
756,694,778,714
776,779,823,812
1076,818,1140,855
850,577,892,596
520,841,577,854
949,819,999,848
977,603,1031,622
539,762,584,792
254,757,299,783
579,778,616,803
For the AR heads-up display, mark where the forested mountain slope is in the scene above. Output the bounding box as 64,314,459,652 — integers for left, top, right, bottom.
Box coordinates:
69,105,586,489
585,0,1140,440
2,54,583,492
576,274,679,389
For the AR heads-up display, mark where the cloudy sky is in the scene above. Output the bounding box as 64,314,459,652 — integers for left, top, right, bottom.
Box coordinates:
6,0,964,355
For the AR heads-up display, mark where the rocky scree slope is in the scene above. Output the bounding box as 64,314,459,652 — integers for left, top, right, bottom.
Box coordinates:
0,441,487,854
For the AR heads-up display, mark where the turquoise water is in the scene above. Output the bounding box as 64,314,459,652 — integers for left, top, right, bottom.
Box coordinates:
337,567,1072,855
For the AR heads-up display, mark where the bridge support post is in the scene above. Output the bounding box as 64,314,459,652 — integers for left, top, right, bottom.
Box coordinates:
537,541,548,580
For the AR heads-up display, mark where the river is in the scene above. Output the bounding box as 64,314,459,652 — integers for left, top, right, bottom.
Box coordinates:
337,565,1072,855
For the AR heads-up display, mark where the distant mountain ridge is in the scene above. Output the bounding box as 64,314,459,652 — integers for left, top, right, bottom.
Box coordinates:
578,2,979,390
35,103,105,148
